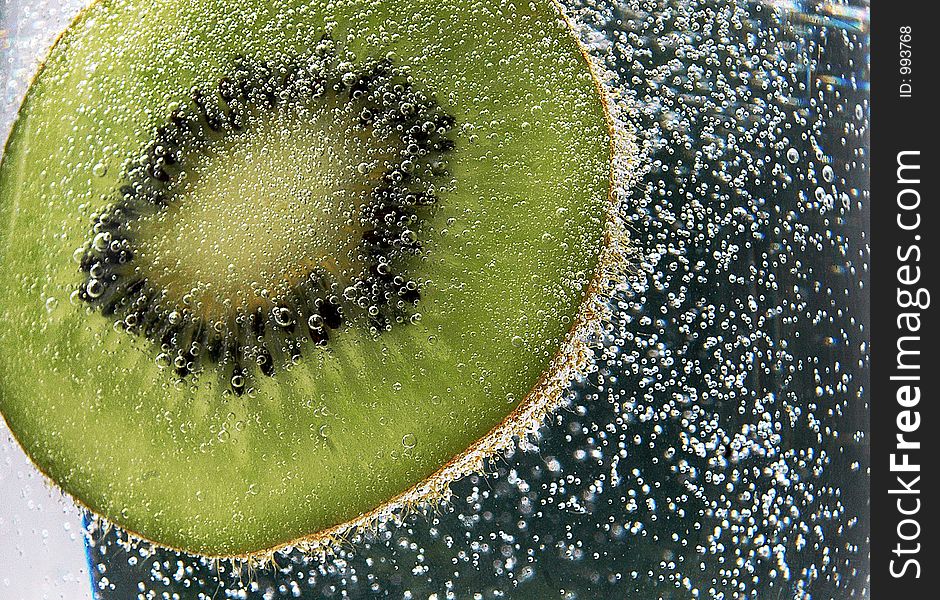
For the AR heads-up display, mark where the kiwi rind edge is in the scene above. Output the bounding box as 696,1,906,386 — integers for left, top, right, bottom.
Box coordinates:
0,0,639,564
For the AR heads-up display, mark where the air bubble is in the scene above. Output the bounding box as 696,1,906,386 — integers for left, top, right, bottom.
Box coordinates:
92,232,111,251
155,353,171,369
86,279,104,298
273,306,294,327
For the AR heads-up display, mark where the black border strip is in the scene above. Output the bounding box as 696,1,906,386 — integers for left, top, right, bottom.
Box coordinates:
871,3,934,594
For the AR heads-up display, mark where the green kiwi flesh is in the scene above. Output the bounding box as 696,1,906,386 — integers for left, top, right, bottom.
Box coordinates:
0,0,612,557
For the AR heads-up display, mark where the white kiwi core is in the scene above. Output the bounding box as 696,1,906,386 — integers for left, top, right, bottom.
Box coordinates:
133,96,400,320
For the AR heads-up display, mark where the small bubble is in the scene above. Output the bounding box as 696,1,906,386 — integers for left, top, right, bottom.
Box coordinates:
92,232,111,251
273,306,294,327
155,353,171,369
86,279,104,298
72,246,86,264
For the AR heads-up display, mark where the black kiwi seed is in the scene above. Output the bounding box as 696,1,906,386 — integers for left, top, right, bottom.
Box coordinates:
74,39,455,395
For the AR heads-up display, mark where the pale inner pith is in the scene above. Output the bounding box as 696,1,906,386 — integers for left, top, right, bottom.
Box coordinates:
132,96,399,321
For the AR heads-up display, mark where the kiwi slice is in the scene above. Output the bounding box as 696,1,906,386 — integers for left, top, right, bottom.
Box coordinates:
0,0,623,559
